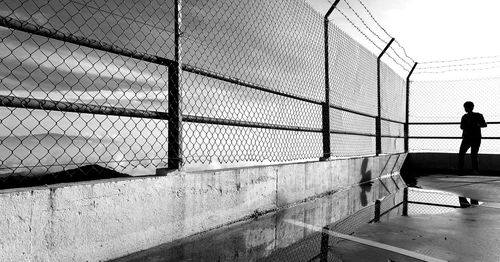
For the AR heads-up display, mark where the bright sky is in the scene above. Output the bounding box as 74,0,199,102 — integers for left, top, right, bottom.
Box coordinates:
307,0,500,63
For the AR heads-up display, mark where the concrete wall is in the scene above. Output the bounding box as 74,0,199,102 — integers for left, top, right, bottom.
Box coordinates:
405,152,500,174
116,185,406,262
0,153,407,262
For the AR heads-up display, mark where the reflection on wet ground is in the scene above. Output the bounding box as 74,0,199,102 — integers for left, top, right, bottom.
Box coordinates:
112,175,498,262
406,187,482,216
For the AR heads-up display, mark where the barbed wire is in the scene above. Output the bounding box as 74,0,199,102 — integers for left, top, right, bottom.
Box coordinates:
415,64,500,74
385,52,412,72
348,0,415,66
328,0,414,72
334,8,384,51
419,55,500,64
393,40,416,64
418,59,500,70
387,47,413,69
326,0,381,50
343,0,387,44
411,75,500,83
355,0,391,39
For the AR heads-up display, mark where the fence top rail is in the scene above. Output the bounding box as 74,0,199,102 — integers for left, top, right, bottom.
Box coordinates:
410,121,500,125
380,117,405,125
410,136,500,139
0,16,176,67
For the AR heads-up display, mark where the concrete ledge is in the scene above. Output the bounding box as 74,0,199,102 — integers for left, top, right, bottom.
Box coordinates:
0,153,407,261
405,152,500,174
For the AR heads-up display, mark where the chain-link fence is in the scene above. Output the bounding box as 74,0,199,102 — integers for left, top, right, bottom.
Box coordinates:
409,77,500,153
0,0,411,188
405,187,480,216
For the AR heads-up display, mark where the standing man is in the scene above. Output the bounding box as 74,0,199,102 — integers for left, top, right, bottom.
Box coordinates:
458,101,487,174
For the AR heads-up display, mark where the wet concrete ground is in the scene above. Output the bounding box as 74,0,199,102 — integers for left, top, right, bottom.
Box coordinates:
112,174,500,262
347,174,500,262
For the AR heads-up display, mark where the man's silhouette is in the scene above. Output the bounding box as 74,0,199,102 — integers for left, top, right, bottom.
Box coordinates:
458,101,487,174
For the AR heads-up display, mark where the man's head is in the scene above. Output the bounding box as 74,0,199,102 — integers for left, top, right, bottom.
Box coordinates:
464,101,474,113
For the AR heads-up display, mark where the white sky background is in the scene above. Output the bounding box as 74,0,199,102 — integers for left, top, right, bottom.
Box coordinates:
306,0,500,80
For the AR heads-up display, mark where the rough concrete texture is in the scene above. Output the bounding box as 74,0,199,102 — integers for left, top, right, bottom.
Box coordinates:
277,154,407,207
114,187,406,262
0,153,406,261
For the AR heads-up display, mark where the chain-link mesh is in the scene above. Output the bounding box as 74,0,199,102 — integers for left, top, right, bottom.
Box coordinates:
329,25,378,117
406,187,468,215
409,77,500,153
329,108,375,157
327,23,379,157
0,0,411,186
0,0,175,183
380,62,406,155
380,63,406,123
181,0,326,165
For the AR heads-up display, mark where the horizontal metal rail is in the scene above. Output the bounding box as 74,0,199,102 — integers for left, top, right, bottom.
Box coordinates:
410,136,500,139
0,95,170,120
0,16,175,67
330,130,375,137
0,96,321,133
410,121,500,125
329,105,377,118
182,65,324,105
329,131,404,139
407,201,460,209
0,15,407,139
369,201,403,223
380,117,405,125
381,135,405,139
183,115,322,132
0,16,324,108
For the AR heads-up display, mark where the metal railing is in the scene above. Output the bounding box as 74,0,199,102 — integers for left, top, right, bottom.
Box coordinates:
0,0,412,186
408,75,500,153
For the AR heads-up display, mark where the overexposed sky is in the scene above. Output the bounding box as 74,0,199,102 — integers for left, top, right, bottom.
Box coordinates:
307,0,500,62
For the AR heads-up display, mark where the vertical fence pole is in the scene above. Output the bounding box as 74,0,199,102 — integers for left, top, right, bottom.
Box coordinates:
374,199,381,222
376,38,395,156
402,187,408,216
168,0,183,170
320,226,330,262
404,63,418,153
321,0,341,161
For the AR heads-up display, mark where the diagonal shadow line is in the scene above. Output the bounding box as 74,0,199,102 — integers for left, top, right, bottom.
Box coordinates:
378,155,393,177
379,177,391,193
390,154,402,190
390,154,401,174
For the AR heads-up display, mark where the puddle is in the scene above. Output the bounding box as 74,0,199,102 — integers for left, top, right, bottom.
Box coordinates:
407,187,482,215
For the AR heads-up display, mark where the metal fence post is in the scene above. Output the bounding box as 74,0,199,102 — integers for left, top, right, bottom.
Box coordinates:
402,187,408,216
168,0,183,170
321,0,340,161
320,226,330,262
374,199,381,222
404,63,418,153
376,38,395,156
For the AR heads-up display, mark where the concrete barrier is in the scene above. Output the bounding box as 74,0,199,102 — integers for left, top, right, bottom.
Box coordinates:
405,152,500,174
0,153,407,261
